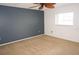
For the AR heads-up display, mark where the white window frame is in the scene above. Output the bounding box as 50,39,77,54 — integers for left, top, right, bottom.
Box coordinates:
55,12,74,25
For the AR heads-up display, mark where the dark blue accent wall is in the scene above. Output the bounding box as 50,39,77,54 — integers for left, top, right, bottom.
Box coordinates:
0,5,44,44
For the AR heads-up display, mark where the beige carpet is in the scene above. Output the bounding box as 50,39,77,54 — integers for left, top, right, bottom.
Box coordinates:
0,35,79,55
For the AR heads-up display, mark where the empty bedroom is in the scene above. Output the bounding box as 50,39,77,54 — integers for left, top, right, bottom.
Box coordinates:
0,3,79,55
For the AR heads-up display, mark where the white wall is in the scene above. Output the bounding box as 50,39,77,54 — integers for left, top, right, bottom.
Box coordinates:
44,4,79,42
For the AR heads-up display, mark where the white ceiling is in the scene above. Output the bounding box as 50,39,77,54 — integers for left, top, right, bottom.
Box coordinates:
0,3,71,10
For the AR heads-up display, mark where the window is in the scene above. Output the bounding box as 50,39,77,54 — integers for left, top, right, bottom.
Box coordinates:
55,12,74,25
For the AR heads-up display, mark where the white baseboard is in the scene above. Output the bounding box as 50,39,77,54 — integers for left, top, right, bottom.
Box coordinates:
0,34,43,46
45,34,79,43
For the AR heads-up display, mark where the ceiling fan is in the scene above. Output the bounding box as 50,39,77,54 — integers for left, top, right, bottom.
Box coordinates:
29,3,56,9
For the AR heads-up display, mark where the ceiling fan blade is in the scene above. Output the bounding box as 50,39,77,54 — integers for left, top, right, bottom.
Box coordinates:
39,3,44,9
28,5,39,8
28,3,56,9
39,6,43,9
45,3,56,8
